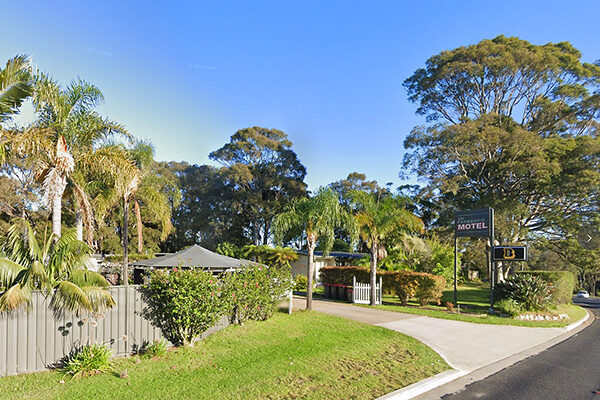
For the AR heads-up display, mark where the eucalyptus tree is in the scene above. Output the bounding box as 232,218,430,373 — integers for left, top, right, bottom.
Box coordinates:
210,127,307,245
350,191,423,305
0,219,114,315
274,187,356,310
30,76,131,239
403,36,600,280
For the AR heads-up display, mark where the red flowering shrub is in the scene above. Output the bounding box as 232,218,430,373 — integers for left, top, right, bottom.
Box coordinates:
222,265,292,324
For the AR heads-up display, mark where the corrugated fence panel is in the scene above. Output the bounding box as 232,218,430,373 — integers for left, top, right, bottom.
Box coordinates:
0,285,230,377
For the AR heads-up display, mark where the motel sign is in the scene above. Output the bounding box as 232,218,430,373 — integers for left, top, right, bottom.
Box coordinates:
455,208,493,238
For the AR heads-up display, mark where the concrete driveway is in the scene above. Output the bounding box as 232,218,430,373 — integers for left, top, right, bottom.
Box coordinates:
293,297,574,373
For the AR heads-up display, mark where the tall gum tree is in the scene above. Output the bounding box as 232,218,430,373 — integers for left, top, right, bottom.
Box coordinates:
403,36,600,280
210,127,307,245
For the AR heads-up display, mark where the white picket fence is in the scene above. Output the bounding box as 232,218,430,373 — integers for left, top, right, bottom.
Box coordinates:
352,276,382,305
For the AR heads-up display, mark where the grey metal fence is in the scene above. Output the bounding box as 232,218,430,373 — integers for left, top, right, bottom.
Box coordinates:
0,285,229,377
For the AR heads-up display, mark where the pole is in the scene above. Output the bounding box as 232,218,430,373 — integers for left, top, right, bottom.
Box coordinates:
454,235,458,306
489,208,495,311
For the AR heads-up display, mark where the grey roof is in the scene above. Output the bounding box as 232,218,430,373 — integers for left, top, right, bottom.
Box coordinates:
132,245,258,270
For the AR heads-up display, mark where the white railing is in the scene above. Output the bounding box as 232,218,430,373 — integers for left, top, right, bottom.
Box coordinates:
352,276,382,305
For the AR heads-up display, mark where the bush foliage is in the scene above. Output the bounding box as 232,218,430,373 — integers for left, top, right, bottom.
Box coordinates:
320,266,446,306
61,343,112,379
516,270,575,305
293,274,308,291
496,298,523,317
223,265,292,324
496,274,552,311
143,269,228,346
143,265,292,345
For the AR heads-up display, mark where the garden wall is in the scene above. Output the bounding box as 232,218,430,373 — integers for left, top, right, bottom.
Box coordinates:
0,285,229,377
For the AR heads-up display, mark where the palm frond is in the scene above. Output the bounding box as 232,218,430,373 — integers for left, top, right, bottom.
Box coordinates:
0,258,25,288
0,55,33,121
51,280,92,316
0,283,32,312
26,260,50,290
81,286,115,313
48,229,93,280
69,269,110,288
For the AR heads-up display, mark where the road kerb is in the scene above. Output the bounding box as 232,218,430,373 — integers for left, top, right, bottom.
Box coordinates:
377,370,467,400
565,308,589,331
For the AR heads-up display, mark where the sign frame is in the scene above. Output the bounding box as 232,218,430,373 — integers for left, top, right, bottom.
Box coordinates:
455,208,493,238
492,246,527,262
453,208,494,308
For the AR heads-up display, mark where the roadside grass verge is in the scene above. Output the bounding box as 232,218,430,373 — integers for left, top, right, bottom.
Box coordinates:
0,311,448,400
353,281,586,328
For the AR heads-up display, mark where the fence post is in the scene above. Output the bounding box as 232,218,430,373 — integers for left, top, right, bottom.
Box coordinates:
379,276,382,305
352,276,356,303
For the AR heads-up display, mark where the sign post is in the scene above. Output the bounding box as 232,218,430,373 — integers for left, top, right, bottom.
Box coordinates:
454,208,493,308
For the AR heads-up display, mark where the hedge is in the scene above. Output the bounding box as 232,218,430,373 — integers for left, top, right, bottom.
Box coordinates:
142,265,292,346
320,266,446,306
515,270,575,305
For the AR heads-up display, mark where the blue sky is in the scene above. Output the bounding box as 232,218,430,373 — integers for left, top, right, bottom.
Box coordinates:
3,1,600,190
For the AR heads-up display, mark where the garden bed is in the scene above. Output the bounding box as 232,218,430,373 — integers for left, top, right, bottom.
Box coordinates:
368,282,587,327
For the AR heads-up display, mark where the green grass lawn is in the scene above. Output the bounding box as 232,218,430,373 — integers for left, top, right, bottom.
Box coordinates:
371,281,587,327
0,311,448,400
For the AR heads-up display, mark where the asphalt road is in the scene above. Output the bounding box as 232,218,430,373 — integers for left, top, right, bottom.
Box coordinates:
442,298,600,400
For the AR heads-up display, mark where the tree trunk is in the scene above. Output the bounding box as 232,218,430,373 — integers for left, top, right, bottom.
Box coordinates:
306,239,316,311
75,209,83,241
134,200,143,253
370,240,378,306
262,220,271,245
252,222,260,246
52,194,62,239
122,197,129,286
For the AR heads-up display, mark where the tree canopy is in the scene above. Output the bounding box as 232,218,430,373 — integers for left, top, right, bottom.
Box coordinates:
403,36,600,280
210,127,307,245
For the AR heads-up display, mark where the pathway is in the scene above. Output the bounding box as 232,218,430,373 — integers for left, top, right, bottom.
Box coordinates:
293,297,572,373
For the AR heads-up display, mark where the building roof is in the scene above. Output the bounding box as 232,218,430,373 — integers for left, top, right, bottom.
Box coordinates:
131,244,259,270
295,250,367,259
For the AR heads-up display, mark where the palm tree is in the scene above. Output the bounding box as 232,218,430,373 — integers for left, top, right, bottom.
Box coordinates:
274,187,356,310
0,55,32,123
0,55,33,165
94,141,176,285
350,191,424,306
31,76,131,239
0,219,115,315
265,246,299,268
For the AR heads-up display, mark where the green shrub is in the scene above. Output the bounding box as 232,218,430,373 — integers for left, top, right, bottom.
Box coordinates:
415,274,446,306
294,275,308,291
141,339,168,357
496,298,523,317
223,265,292,324
516,270,575,305
418,240,458,285
392,271,421,305
142,269,229,346
62,343,112,378
215,242,242,258
496,274,552,311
